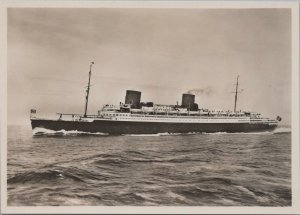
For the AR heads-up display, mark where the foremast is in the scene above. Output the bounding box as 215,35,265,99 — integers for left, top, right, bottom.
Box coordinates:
84,62,94,117
234,75,239,113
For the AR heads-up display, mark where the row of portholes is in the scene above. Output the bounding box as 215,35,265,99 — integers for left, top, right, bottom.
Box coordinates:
102,114,244,123
103,113,129,117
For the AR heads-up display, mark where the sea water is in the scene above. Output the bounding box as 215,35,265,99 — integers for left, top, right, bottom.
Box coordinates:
7,125,291,206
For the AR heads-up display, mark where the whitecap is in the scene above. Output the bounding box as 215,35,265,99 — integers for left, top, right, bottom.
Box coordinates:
234,185,269,203
273,127,291,134
32,127,108,136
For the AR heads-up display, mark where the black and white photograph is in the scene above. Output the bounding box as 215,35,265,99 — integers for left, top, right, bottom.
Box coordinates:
1,1,299,214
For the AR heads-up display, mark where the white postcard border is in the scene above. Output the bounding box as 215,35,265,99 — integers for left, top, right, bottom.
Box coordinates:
0,1,299,214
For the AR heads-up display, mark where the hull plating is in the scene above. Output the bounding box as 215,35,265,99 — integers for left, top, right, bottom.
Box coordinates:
31,119,277,135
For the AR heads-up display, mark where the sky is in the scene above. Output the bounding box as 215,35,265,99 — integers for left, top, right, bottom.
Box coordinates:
7,8,291,125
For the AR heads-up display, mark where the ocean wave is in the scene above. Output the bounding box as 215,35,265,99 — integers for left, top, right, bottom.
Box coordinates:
89,153,206,166
7,169,84,184
198,177,235,186
176,186,217,199
234,185,269,203
93,158,128,167
166,191,187,201
33,127,108,136
7,166,111,184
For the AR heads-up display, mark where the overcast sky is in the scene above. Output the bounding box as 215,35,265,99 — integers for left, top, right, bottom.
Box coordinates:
8,8,291,125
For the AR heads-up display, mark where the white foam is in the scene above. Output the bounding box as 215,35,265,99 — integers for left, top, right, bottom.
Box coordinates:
124,132,194,137
135,192,155,201
166,191,186,201
202,132,228,135
32,127,108,136
218,198,237,205
234,185,269,203
123,133,161,137
203,128,291,135
159,132,182,136
273,127,291,134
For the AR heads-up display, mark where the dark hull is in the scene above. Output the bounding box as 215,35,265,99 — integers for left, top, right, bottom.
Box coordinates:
31,119,278,135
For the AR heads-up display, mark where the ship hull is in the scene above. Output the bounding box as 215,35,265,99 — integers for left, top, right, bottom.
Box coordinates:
31,119,278,135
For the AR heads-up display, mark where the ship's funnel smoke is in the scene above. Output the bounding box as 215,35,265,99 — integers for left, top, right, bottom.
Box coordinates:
187,86,214,96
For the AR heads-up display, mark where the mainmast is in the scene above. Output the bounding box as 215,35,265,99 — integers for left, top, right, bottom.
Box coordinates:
234,75,239,113
84,62,94,117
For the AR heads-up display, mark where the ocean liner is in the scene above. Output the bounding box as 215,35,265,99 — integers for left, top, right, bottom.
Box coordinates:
30,62,281,135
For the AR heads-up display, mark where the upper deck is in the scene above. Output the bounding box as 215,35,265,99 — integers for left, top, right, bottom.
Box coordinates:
100,103,263,117
95,104,277,124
